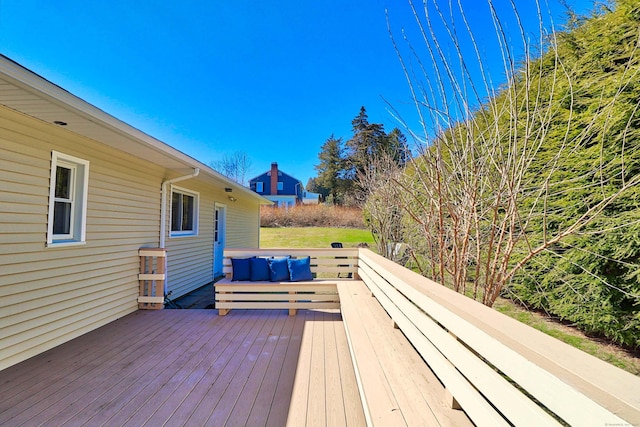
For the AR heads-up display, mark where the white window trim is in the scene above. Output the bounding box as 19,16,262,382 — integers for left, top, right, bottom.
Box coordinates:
277,181,283,191
47,151,89,247
255,181,264,192
170,185,199,238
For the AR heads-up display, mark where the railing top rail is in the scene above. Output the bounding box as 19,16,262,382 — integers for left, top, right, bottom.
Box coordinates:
223,248,359,257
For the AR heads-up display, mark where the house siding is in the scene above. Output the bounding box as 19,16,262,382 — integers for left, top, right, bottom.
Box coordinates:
226,199,260,248
1,87,265,371
0,106,162,370
163,183,261,297
164,180,215,298
249,165,302,206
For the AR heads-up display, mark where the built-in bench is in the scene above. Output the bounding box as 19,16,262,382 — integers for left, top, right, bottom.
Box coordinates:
355,249,639,426
214,248,357,316
214,247,639,426
337,280,472,426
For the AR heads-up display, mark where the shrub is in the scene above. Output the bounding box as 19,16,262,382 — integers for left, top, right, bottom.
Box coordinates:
260,204,365,229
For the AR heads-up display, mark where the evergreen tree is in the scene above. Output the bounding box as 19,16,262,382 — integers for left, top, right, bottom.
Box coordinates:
314,134,347,204
311,109,412,206
386,127,411,166
305,177,321,194
509,0,640,347
345,106,388,180
387,0,640,347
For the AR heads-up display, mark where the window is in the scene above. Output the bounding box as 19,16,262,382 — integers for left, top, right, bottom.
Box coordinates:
255,181,264,193
171,187,198,236
47,151,89,246
277,181,283,191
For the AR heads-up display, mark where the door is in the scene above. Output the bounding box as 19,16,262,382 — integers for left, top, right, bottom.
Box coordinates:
214,203,227,277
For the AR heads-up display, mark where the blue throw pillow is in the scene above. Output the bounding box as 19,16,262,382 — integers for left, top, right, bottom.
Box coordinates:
231,257,253,281
288,256,313,282
250,257,270,281
268,257,290,282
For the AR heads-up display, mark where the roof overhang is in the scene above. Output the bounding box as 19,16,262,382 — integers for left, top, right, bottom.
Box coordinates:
0,55,271,204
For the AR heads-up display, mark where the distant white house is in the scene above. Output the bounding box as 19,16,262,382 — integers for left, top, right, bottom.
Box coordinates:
302,191,322,204
0,55,271,370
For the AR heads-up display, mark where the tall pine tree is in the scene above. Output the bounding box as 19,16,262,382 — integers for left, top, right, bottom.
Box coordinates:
314,134,347,204
345,106,388,180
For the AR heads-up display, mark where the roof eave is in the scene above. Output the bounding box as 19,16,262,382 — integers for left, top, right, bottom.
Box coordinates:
0,55,271,205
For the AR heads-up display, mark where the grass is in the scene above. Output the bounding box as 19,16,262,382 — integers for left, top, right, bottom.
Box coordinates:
260,227,375,249
493,298,640,375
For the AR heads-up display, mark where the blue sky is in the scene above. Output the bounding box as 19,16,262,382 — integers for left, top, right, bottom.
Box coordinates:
1,0,592,186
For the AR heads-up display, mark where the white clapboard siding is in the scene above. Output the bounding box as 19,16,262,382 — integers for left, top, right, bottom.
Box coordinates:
163,182,263,298
164,179,213,298
226,201,260,248
0,107,162,370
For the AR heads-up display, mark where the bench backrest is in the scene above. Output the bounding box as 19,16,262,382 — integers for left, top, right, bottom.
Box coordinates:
357,249,639,426
222,248,358,280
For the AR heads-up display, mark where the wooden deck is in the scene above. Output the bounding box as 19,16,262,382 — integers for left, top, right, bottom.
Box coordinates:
0,309,366,426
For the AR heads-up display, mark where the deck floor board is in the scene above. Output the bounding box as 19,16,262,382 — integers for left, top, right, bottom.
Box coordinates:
307,310,328,426
0,309,366,427
95,312,247,426
236,311,298,426
1,310,202,426
52,313,208,426
0,310,163,416
116,311,257,426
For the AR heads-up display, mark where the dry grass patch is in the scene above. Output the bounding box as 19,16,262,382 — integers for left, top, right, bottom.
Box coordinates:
261,205,365,228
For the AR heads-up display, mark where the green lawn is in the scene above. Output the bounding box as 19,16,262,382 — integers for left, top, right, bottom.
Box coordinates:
260,227,374,249
493,298,639,374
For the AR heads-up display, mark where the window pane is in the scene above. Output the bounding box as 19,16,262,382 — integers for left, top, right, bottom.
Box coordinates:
214,209,219,241
182,194,194,231
53,201,71,235
171,192,181,231
55,166,72,199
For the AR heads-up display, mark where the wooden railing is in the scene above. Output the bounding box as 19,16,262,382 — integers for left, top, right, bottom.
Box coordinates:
357,248,639,426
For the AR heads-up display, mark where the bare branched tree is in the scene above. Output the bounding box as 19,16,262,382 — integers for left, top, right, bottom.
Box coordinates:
382,0,640,306
358,151,408,262
211,151,253,186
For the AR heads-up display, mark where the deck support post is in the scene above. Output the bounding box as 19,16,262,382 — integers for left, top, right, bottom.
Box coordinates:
219,291,230,316
289,291,297,316
444,388,462,410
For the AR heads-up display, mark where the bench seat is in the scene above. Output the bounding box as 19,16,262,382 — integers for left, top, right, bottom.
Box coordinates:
337,281,472,426
216,248,357,316
215,279,339,316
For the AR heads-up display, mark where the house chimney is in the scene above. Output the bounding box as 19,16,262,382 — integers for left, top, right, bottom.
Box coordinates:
270,162,278,195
